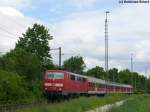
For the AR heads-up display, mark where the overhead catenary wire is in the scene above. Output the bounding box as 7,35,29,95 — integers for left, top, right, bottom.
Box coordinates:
0,24,23,40
0,13,27,28
1,34,18,40
0,13,28,40
0,13,48,41
0,26,20,37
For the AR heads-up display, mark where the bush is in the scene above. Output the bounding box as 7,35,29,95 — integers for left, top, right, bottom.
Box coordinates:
17,94,128,112
0,48,46,104
0,48,42,81
111,95,150,112
0,70,28,104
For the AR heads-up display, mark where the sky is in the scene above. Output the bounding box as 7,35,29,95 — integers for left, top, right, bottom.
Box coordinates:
0,0,150,75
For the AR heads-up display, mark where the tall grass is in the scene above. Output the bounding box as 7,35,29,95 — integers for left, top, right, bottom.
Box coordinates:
17,94,128,112
111,94,150,112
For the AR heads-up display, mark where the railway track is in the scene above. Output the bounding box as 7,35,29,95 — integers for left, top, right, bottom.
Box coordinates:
0,102,48,112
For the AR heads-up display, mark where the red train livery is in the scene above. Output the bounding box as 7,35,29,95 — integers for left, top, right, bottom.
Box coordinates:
43,70,133,96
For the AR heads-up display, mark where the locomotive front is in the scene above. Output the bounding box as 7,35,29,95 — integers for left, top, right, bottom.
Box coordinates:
43,70,65,96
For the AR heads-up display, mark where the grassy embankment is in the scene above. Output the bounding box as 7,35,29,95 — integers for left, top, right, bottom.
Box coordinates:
17,94,129,112
111,94,150,112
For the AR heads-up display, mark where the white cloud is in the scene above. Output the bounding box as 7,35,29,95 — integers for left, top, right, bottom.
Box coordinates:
66,0,97,8
0,7,24,17
0,7,37,53
0,1,150,76
51,5,150,74
0,0,30,9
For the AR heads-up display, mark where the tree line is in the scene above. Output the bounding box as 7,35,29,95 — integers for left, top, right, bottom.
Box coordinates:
63,56,150,94
0,23,149,104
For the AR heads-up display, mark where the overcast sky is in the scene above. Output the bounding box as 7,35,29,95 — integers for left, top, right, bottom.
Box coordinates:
0,0,150,75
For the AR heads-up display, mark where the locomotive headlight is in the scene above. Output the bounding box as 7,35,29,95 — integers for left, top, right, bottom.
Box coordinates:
44,83,63,87
55,83,63,87
44,83,52,86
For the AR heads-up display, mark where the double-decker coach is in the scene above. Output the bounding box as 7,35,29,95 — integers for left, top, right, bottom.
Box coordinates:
87,77,106,95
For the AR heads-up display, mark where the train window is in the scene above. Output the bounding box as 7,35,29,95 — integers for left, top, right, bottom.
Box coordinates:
47,73,54,79
70,75,75,80
89,83,95,88
82,78,87,82
77,77,81,81
89,83,92,87
95,83,99,87
47,72,64,79
77,77,87,82
80,77,82,81
99,84,105,88
70,75,87,82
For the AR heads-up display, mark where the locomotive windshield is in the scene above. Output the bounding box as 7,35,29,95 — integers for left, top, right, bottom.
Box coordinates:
47,72,64,79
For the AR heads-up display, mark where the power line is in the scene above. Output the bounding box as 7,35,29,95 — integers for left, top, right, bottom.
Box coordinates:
0,26,21,37
0,14,27,28
1,35,17,40
0,25,22,40
0,14,27,40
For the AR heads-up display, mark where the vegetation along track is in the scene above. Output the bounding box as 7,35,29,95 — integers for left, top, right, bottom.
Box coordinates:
110,94,150,112
15,94,128,112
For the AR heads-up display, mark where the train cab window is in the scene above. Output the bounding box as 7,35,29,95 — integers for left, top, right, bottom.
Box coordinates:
70,75,76,80
47,72,64,79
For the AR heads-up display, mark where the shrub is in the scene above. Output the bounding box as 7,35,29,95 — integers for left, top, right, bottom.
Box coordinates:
0,70,28,104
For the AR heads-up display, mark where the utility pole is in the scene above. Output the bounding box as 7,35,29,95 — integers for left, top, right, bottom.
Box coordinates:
145,68,148,93
130,53,133,87
131,53,133,73
105,11,110,94
59,47,61,69
0,52,2,57
50,47,62,69
131,53,136,91
105,11,109,73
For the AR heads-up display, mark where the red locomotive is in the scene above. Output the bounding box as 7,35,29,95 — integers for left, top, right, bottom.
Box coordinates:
43,70,133,97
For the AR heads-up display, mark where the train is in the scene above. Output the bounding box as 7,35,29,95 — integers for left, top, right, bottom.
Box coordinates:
43,70,133,97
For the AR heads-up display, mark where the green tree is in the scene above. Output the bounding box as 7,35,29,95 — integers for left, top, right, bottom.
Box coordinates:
118,69,148,93
147,78,150,93
134,73,147,93
15,23,53,68
108,68,119,82
0,48,41,81
62,56,86,74
0,70,27,104
86,66,105,79
118,69,132,84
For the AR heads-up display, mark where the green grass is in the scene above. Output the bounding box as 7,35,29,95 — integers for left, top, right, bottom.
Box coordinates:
17,94,128,112
111,94,150,112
